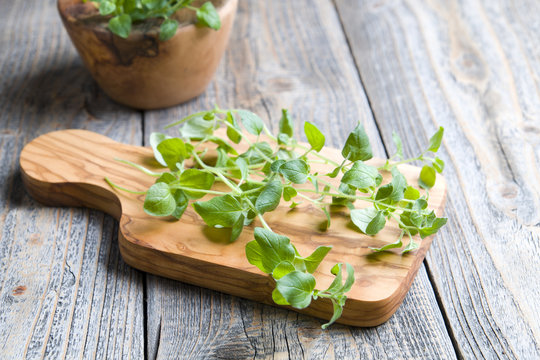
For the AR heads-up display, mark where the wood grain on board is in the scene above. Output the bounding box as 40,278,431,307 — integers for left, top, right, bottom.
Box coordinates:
20,129,446,327
336,0,540,357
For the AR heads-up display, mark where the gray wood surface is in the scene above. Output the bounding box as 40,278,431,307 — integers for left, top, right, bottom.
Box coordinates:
1,0,538,358
336,0,540,358
0,0,145,358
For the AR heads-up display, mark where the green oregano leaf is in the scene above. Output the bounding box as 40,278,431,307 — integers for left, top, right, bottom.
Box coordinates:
341,123,373,161
432,157,445,173
193,195,244,227
332,183,355,206
341,263,355,293
272,288,290,305
177,169,214,199
181,116,216,139
419,217,447,238
399,211,419,236
156,138,188,171
322,299,344,330
283,186,297,201
276,271,316,309
250,228,295,273
279,109,294,137
404,185,420,200
341,161,381,190
196,1,221,30
255,181,283,214
325,263,344,293
143,182,176,216
326,263,355,295
226,111,242,144
279,159,310,184
277,133,290,146
142,0,161,10
245,240,265,272
237,109,264,135
389,167,407,201
350,207,386,235
419,165,436,189
230,213,245,242
203,111,215,120
240,142,273,164
304,121,325,152
123,0,136,13
412,198,428,212
208,136,237,155
375,184,393,201
172,190,189,219
272,261,296,280
149,132,171,167
402,239,419,253
108,14,132,39
427,127,444,153
235,157,249,181
156,172,177,184
98,1,116,15
270,160,286,173
303,246,332,273
327,165,342,178
159,18,178,41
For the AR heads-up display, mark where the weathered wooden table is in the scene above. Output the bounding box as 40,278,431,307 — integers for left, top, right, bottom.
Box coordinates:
1,0,539,358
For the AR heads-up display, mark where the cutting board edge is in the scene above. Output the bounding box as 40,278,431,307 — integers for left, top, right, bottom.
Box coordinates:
117,222,441,327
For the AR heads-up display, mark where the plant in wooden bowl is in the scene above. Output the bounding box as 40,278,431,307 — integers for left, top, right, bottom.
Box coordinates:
58,0,238,109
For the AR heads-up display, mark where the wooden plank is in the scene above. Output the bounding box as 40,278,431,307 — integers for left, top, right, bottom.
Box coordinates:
335,0,540,358
144,0,456,358
147,266,455,359
0,0,144,358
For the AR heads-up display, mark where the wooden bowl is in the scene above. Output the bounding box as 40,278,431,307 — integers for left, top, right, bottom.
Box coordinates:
58,0,238,109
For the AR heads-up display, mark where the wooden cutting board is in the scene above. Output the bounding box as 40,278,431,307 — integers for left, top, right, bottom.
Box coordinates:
19,129,447,327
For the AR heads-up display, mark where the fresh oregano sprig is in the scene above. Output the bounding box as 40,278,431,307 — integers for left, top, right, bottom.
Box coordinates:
106,106,447,328
85,0,221,40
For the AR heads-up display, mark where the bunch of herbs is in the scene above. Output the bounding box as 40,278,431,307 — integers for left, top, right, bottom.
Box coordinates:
84,0,221,40
107,107,446,328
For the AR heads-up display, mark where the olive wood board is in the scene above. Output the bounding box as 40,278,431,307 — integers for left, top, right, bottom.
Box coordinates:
19,129,447,327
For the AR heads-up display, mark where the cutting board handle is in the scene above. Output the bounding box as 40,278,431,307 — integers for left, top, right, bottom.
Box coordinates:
19,130,152,219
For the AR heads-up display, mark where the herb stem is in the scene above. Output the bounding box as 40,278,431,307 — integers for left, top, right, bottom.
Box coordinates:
292,143,341,167
295,192,318,204
262,125,278,142
389,213,414,231
192,151,241,194
378,156,422,170
169,185,228,196
257,214,272,231
105,177,147,195
294,188,408,212
165,110,209,129
114,158,164,177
